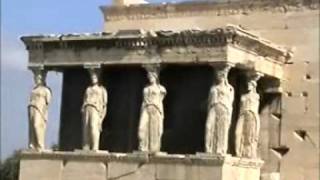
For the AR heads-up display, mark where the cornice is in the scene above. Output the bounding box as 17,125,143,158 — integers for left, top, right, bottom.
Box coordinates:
21,25,292,64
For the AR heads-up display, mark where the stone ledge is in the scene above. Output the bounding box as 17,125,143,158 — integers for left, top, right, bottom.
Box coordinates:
19,150,263,168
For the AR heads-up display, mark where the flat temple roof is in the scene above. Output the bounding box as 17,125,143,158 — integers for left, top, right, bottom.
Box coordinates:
21,25,291,64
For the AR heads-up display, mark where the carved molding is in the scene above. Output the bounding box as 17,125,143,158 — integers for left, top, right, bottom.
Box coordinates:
21,25,292,65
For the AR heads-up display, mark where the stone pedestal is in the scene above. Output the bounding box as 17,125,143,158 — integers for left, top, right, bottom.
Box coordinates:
19,151,263,180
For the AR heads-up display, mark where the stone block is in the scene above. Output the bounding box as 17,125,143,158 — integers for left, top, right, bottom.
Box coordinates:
304,168,319,180
19,159,63,180
199,165,222,180
107,161,156,180
108,161,140,179
156,163,188,180
61,161,107,180
260,173,280,180
222,164,260,180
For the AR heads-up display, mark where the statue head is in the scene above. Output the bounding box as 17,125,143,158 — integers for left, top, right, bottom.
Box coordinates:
246,71,262,92
33,70,46,86
89,69,100,85
143,64,160,85
248,80,257,92
148,71,158,85
216,65,231,83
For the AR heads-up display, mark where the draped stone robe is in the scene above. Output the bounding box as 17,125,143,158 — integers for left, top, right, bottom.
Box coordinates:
205,82,234,154
28,85,52,150
235,92,260,158
82,84,108,150
138,84,166,152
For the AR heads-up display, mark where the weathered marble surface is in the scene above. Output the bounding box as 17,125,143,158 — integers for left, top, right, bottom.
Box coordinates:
19,151,263,180
138,65,166,152
235,72,262,159
205,65,234,155
261,172,280,180
61,161,107,180
19,159,63,180
28,70,52,151
82,69,108,151
21,25,289,80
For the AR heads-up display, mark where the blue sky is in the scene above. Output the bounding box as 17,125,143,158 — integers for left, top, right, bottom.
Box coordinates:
1,0,190,160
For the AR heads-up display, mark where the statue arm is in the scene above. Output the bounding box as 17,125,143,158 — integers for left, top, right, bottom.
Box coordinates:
140,88,148,113
255,96,260,141
239,96,246,114
230,87,235,104
161,86,167,94
46,87,52,105
256,116,260,142
81,88,88,112
160,86,167,101
101,87,108,120
228,87,235,113
208,88,217,111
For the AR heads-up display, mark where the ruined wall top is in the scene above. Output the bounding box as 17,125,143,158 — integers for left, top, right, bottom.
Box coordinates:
100,0,319,22
112,0,148,7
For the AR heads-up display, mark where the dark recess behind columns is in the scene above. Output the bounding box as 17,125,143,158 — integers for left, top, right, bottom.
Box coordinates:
100,66,147,152
59,65,245,154
59,68,90,151
160,65,213,154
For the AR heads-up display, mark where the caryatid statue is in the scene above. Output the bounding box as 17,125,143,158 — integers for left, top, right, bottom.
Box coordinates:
28,69,52,151
81,69,108,151
138,65,166,153
235,72,262,158
205,65,234,155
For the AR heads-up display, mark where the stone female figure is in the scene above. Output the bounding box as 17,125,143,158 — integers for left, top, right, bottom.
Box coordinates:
28,70,52,151
138,69,166,152
82,69,108,151
235,76,260,158
205,65,234,155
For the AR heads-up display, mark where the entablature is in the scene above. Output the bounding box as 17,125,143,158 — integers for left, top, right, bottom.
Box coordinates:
21,25,292,79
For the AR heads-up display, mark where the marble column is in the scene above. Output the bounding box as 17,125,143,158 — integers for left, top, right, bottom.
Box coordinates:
138,64,166,153
205,64,234,155
28,68,52,151
235,71,262,158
